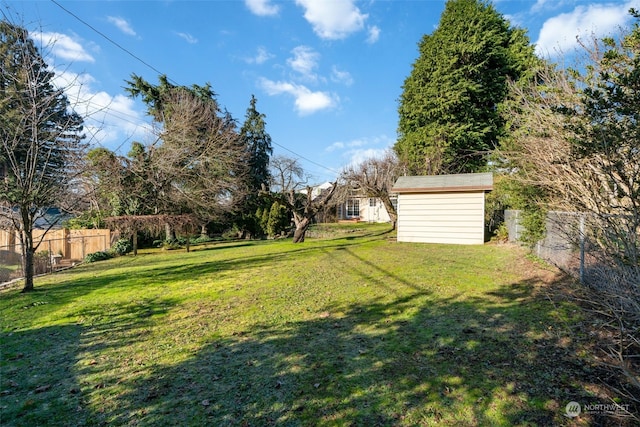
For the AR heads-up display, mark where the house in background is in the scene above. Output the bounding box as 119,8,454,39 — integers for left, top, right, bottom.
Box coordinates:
392,173,493,244
303,182,395,224
336,193,396,224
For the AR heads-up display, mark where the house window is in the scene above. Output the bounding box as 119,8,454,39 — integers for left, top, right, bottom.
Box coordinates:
346,199,359,217
369,198,376,207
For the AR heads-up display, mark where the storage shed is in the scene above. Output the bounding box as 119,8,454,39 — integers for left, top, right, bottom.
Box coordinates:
392,173,493,245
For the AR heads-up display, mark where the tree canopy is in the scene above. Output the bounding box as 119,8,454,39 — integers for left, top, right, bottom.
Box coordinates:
123,75,247,224
395,0,537,175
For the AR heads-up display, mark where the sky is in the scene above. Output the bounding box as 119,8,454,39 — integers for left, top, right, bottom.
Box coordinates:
4,0,640,183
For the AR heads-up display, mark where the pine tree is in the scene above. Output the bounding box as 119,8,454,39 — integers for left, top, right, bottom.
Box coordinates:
242,95,273,193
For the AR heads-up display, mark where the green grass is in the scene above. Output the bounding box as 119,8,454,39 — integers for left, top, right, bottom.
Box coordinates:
0,224,604,426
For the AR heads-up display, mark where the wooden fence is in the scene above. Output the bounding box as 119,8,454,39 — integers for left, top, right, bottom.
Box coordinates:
0,228,111,261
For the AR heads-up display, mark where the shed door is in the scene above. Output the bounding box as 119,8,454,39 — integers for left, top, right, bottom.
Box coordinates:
397,191,486,244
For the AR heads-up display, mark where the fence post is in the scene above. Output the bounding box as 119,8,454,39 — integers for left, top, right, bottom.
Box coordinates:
579,214,585,284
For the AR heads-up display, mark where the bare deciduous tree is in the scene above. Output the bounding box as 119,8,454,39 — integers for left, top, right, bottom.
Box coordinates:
499,27,640,398
156,87,247,221
340,150,402,229
0,20,86,292
269,155,337,243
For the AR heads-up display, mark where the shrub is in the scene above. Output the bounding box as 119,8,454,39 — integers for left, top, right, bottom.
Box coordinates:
85,251,113,263
111,238,133,255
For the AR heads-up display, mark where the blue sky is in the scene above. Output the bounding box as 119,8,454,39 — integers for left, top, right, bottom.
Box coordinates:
5,0,640,182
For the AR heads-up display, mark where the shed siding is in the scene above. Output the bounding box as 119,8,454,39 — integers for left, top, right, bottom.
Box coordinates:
397,191,486,244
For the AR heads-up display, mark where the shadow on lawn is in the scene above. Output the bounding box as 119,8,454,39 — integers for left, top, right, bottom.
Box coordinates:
3,238,630,426
0,297,178,426
84,276,617,425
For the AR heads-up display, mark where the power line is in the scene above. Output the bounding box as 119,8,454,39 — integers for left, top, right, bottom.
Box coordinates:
272,140,339,176
49,0,181,86
49,0,338,177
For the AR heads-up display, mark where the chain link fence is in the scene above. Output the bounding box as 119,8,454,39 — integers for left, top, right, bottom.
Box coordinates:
506,210,602,285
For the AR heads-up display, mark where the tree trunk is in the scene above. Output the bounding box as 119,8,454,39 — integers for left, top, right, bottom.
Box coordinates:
132,230,138,256
380,196,397,231
292,217,310,243
21,230,34,292
165,223,176,241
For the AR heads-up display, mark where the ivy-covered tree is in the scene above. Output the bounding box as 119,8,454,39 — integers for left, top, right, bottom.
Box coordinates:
0,21,86,292
124,74,247,234
396,0,537,175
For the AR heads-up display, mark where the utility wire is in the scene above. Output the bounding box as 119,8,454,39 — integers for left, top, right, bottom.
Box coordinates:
272,140,339,176
50,0,178,85
49,0,339,178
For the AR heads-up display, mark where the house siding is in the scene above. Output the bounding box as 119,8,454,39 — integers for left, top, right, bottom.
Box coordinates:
396,191,486,244
337,197,394,223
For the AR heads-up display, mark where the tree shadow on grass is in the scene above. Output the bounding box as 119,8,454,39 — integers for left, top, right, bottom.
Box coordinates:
84,274,623,425
0,297,178,427
3,239,634,426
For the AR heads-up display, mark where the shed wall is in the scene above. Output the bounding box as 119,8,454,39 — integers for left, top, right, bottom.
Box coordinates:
396,191,486,244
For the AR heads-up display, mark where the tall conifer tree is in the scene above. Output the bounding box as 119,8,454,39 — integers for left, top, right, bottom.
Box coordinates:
236,95,273,237
396,0,536,174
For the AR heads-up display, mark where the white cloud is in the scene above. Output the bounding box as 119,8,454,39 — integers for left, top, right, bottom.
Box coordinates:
259,78,336,115
32,32,95,63
326,135,394,167
175,32,198,44
535,1,638,57
287,46,320,80
107,16,136,36
367,25,380,44
245,0,280,16
295,0,368,40
244,46,274,64
51,69,147,149
326,141,345,152
331,66,353,86
346,148,389,167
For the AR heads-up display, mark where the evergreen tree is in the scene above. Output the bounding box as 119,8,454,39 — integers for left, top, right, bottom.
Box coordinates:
236,95,273,237
396,0,536,174
266,201,289,237
242,95,273,193
0,21,86,292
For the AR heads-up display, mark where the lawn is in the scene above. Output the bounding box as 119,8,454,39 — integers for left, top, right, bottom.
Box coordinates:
0,224,622,425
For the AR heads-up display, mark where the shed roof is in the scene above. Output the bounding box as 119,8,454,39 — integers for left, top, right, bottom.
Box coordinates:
392,172,493,194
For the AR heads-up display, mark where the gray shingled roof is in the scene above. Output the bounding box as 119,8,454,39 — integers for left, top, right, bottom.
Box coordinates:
392,172,493,193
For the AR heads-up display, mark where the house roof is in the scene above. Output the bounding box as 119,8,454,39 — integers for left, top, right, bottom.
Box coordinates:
392,172,493,194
